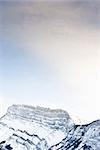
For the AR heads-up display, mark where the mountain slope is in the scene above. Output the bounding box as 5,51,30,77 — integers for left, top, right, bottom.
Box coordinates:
0,105,100,150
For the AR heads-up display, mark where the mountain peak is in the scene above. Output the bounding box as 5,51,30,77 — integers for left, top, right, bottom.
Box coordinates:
0,105,100,150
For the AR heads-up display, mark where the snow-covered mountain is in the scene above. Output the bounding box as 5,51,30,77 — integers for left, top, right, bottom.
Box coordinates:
0,105,100,150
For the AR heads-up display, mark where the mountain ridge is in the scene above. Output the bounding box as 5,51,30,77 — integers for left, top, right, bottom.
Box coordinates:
0,105,100,150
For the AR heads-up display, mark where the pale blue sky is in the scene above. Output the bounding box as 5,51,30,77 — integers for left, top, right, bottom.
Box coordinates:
0,0,100,122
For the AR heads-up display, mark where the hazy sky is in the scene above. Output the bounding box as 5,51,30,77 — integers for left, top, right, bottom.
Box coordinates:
0,0,100,122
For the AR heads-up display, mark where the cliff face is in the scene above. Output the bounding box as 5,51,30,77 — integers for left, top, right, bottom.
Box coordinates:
0,105,100,150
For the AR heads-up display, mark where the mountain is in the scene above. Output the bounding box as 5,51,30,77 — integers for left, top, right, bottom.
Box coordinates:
0,105,100,150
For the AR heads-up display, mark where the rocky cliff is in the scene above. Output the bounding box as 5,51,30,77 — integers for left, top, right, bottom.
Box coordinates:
0,105,100,150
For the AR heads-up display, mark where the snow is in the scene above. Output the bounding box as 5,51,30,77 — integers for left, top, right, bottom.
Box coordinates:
0,105,100,150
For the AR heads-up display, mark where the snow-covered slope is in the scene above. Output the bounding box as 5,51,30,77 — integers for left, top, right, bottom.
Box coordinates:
0,105,100,150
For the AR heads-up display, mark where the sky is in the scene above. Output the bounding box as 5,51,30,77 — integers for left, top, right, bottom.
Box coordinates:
0,0,100,123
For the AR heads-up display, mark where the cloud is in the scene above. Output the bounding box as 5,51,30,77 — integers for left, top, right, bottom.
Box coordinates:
0,96,10,117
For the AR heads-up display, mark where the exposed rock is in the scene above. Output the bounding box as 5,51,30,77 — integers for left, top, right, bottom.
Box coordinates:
0,105,100,150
